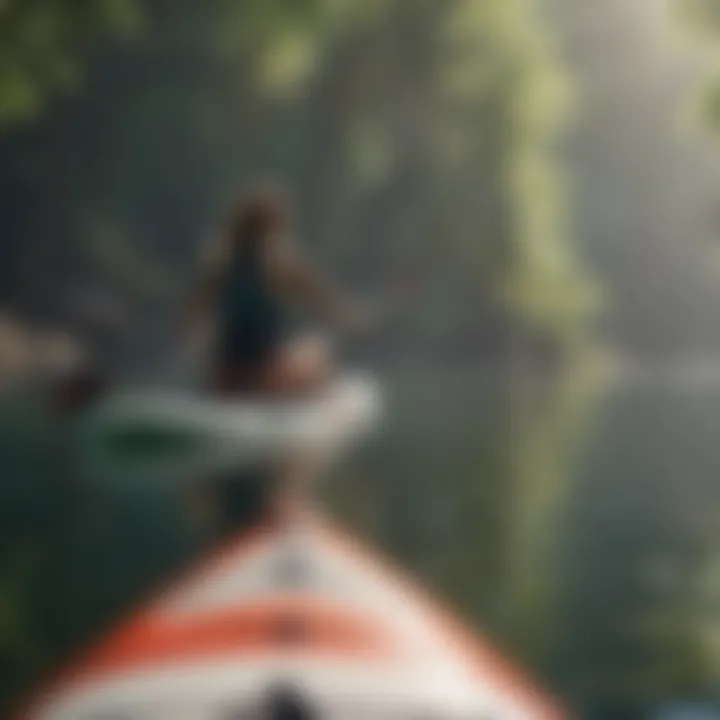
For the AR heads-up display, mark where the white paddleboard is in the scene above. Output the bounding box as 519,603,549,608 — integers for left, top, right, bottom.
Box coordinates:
79,374,382,484
20,514,563,720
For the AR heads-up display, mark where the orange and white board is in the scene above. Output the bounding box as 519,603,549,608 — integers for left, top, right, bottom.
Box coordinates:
21,516,565,720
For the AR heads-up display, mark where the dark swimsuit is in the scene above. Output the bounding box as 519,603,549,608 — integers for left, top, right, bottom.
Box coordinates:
210,253,288,524
213,253,285,394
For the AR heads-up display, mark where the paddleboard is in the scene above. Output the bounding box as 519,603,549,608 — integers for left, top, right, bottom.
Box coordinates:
78,373,382,484
19,514,565,720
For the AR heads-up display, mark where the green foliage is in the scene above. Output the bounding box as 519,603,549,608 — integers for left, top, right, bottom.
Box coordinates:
0,0,143,129
0,0,595,353
697,75,720,133
0,540,46,700
677,0,720,39
677,0,720,133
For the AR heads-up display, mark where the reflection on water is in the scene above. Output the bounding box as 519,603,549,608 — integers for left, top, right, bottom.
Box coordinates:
560,380,720,715
0,366,719,714
334,367,720,714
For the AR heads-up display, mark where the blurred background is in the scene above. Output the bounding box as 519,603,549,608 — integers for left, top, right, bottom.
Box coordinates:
1,0,720,717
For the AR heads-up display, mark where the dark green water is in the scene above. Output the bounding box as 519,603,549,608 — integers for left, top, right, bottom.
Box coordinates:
0,374,718,715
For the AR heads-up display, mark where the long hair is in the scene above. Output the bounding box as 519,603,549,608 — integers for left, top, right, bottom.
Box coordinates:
189,183,292,324
226,183,291,262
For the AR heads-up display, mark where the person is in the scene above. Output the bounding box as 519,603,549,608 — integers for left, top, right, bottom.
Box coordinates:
185,183,365,527
187,182,363,398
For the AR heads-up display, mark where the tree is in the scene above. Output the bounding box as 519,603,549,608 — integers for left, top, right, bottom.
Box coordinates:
677,0,720,132
0,0,142,129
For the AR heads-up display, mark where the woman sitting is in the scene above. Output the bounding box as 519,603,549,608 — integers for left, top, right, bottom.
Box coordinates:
187,183,362,398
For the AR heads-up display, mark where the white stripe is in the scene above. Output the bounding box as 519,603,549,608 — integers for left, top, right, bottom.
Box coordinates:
34,656,529,720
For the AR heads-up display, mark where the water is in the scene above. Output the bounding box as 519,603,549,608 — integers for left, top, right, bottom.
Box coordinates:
0,370,718,714
333,369,720,711
559,382,720,713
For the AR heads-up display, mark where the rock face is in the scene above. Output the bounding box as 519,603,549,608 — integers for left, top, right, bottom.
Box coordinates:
0,314,90,389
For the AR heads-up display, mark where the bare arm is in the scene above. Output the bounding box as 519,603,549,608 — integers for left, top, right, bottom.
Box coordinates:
273,248,362,331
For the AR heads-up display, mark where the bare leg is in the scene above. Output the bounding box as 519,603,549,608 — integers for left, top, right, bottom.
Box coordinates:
265,333,332,397
269,446,335,526
209,333,336,525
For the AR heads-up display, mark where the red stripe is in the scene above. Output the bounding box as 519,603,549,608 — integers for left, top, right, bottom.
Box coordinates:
318,522,567,719
75,597,400,679
13,521,276,720
15,516,567,719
